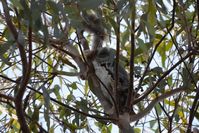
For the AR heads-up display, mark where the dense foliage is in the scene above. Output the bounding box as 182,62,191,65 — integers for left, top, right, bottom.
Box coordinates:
0,0,199,132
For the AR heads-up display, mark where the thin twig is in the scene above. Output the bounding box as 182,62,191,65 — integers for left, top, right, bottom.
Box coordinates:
158,103,170,118
115,14,120,116
0,94,14,101
131,87,186,122
154,106,162,132
137,0,176,91
126,0,135,109
186,1,199,132
1,1,30,132
133,52,193,105
0,74,116,122
76,30,118,116
168,95,181,132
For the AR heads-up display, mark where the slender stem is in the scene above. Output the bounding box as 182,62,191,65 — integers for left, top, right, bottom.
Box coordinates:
131,87,185,122
133,52,193,105
0,74,117,122
1,1,30,132
137,0,176,91
126,0,135,108
115,14,120,116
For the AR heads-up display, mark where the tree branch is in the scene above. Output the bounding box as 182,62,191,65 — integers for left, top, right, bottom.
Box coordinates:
187,86,199,132
137,0,176,91
0,93,14,101
168,94,181,132
155,106,162,132
50,43,87,79
2,1,30,132
0,74,116,123
115,14,120,116
76,29,118,116
126,0,136,109
131,87,186,122
76,29,89,50
132,52,193,105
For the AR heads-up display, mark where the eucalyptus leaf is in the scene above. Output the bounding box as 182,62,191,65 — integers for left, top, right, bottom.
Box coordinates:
79,0,104,9
42,85,50,130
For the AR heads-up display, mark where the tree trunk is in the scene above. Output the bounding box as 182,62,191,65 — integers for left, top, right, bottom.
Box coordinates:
118,113,134,133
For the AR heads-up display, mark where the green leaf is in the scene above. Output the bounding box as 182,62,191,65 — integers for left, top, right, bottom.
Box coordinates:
79,0,104,9
58,56,77,69
137,13,148,37
134,128,141,133
47,1,59,15
59,106,71,118
174,111,180,122
107,17,118,34
64,6,81,28
135,39,152,56
32,106,39,122
84,81,89,95
182,67,192,89
47,56,53,72
149,120,156,128
167,76,173,87
0,42,12,56
70,82,77,90
76,98,88,113
166,40,173,51
178,110,187,124
29,106,40,132
0,54,11,66
147,0,157,40
53,84,61,101
73,113,80,126
121,30,130,48
49,124,55,133
148,0,156,26
42,85,50,130
107,124,112,132
67,94,75,102
155,104,162,115
10,0,23,9
102,125,109,133
157,42,166,67
164,99,175,106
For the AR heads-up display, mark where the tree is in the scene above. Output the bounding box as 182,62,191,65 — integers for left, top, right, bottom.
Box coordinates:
0,0,199,132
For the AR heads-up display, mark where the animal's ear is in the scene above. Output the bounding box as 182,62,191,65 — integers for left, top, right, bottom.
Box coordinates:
96,47,110,57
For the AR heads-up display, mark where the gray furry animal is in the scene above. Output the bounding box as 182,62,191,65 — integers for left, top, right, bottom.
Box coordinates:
93,47,129,114
82,13,129,114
